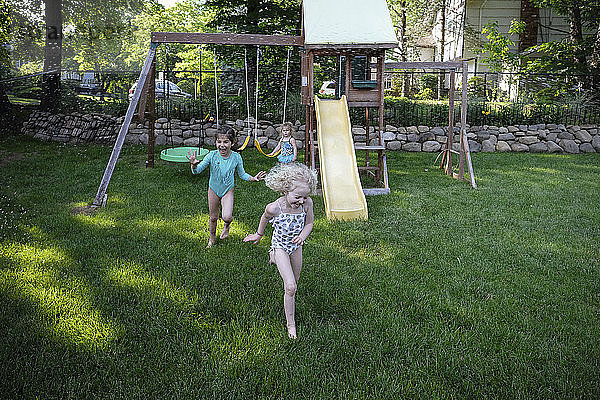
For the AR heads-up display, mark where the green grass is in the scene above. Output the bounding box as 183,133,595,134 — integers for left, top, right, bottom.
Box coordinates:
1,135,599,399
7,95,41,106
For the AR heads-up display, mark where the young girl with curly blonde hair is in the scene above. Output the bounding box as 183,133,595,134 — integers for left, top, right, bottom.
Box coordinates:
244,162,318,339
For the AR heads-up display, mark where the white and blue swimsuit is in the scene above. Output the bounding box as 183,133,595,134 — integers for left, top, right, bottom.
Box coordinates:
277,139,294,163
270,200,306,255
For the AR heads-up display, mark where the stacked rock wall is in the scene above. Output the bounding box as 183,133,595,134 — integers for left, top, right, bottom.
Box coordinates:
21,111,600,154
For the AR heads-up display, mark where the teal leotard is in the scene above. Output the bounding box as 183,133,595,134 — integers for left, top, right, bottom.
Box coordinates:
191,150,251,197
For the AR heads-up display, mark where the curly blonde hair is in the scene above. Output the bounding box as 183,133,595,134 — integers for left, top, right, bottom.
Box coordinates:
265,162,318,195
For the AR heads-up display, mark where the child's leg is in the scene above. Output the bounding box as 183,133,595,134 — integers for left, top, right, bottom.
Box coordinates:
289,246,303,283
219,188,234,239
273,248,298,339
207,188,221,247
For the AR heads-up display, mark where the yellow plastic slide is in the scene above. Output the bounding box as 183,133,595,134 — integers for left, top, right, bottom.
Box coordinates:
314,95,368,220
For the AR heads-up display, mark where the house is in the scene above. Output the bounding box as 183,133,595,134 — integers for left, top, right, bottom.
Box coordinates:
440,0,575,70
412,0,587,98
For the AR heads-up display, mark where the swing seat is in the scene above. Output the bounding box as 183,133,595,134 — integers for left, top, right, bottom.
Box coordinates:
160,147,209,163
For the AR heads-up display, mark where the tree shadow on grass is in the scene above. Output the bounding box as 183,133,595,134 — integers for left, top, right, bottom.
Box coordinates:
1,146,600,398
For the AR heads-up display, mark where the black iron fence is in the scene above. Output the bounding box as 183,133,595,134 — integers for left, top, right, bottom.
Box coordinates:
4,69,600,127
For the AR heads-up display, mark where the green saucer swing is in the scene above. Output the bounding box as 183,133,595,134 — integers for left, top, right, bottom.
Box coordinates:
160,146,209,163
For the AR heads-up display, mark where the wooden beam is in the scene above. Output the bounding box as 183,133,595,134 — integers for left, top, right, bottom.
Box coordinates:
385,61,463,70
93,44,158,207
146,58,156,168
446,70,456,176
151,32,303,46
459,61,467,180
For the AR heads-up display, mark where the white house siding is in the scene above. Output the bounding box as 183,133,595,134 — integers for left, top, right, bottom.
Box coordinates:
462,0,521,65
414,0,585,97
460,0,573,71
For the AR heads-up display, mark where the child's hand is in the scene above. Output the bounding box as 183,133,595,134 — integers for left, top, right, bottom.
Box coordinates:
292,235,305,245
249,171,266,181
186,150,199,166
244,233,262,244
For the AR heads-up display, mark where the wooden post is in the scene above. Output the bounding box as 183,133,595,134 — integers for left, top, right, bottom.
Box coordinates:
137,68,152,123
309,104,315,169
365,107,370,166
377,54,385,184
462,61,477,189
308,51,316,169
147,58,156,168
93,43,158,207
445,69,455,176
458,62,467,179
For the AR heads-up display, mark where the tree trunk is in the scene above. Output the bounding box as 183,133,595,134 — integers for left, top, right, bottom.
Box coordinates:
519,0,539,52
245,0,259,101
568,2,586,71
591,20,600,93
0,84,11,117
41,0,62,112
591,20,600,69
399,1,409,96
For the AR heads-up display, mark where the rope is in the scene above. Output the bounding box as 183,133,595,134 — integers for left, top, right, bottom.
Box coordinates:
252,46,279,158
237,47,252,151
165,44,173,148
254,46,259,145
282,47,291,124
213,50,219,130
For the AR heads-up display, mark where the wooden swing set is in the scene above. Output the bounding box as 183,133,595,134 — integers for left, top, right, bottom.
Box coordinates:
91,2,475,208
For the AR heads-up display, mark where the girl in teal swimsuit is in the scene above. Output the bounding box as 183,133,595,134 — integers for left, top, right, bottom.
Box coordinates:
187,127,266,248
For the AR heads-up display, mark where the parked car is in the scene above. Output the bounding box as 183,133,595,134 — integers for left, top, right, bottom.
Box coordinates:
319,80,336,96
77,72,103,95
128,80,192,100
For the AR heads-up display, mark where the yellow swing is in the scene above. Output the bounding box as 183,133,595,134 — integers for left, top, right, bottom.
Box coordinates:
238,46,292,157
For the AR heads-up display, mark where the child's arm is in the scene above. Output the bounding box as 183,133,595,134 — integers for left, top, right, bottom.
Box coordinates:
290,137,297,161
268,141,281,157
235,153,266,181
292,197,314,245
244,202,279,244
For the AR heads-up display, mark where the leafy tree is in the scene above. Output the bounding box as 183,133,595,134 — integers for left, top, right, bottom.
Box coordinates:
387,0,445,61
7,0,144,110
1,0,12,111
478,1,599,93
202,0,302,104
478,20,526,73
530,0,599,74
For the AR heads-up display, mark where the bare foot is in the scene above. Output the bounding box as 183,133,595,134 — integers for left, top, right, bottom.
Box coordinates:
219,223,230,240
287,324,297,339
207,237,216,248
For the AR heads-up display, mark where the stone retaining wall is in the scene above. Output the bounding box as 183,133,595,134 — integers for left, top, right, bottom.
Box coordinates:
21,111,600,154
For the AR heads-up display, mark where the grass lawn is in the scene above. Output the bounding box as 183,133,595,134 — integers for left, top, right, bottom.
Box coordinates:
1,135,599,399
7,95,41,106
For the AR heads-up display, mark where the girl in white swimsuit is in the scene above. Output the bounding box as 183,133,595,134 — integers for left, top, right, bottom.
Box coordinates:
244,162,318,339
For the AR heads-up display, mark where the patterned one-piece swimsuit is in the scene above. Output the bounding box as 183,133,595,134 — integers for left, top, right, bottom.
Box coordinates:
277,140,294,163
270,200,306,255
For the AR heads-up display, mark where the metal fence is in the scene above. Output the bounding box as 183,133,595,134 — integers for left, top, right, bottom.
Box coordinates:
4,69,600,127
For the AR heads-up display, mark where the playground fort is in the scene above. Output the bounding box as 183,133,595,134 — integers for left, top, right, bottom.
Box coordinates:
92,0,476,220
